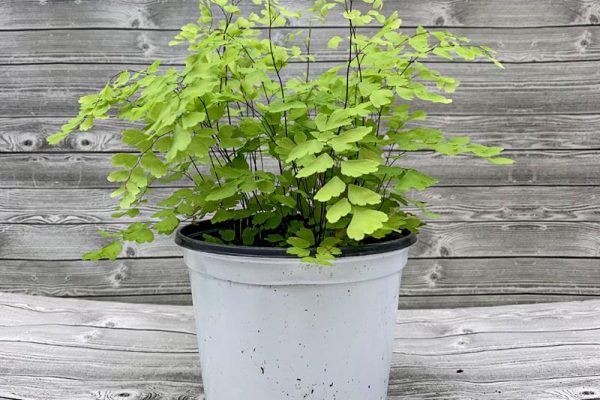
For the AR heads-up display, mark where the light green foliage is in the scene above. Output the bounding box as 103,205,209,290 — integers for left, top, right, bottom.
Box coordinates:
326,198,352,223
340,159,380,177
51,0,510,264
314,176,346,202
348,185,381,206
347,207,388,241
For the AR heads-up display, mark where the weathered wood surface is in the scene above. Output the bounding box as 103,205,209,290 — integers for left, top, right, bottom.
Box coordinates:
3,26,600,64
3,62,600,116
1,150,599,188
2,186,600,224
4,114,600,152
1,0,599,29
0,118,138,152
88,292,600,309
1,185,599,223
1,221,600,260
3,257,600,310
2,293,600,399
1,0,600,310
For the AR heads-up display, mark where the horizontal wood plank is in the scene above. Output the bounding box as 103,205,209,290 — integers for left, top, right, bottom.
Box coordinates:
398,293,600,310
0,377,201,400
88,292,600,309
0,188,162,224
3,186,600,224
401,258,600,296
294,26,600,63
0,258,190,299
1,221,599,259
3,293,600,398
415,185,600,222
3,26,600,64
2,62,600,116
0,150,597,188
1,0,598,29
84,293,194,306
2,257,600,310
5,114,600,153
0,117,138,152
389,300,600,398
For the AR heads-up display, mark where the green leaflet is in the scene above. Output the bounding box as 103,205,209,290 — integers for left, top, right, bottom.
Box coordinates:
205,181,239,201
340,159,379,177
107,170,129,183
122,222,155,243
395,169,439,192
83,241,122,261
154,215,180,234
112,153,138,168
286,139,324,162
370,89,394,108
140,152,167,178
326,198,351,223
287,236,311,249
287,246,311,257
167,125,192,161
328,126,372,152
414,86,452,104
181,112,206,128
347,207,389,241
273,194,297,208
408,27,430,53
314,176,346,202
347,185,381,206
296,153,334,178
242,227,259,245
47,130,69,145
80,116,94,131
314,110,352,132
327,36,343,49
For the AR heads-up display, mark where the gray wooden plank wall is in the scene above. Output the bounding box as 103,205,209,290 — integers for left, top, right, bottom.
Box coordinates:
1,0,600,309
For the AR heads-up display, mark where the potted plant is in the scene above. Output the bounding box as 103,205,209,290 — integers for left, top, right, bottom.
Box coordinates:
50,0,510,398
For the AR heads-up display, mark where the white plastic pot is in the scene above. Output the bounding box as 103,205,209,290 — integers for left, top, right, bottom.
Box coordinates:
176,223,416,400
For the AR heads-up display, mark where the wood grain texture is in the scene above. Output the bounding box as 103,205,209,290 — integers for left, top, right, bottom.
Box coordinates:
288,26,600,63
5,114,600,153
388,300,600,399
1,0,599,29
2,293,600,399
397,293,600,310
1,221,600,260
3,186,600,224
88,292,600,309
0,117,139,152
2,257,600,309
0,188,161,224
2,62,600,117
3,26,600,64
0,293,201,399
0,258,190,298
415,185,600,222
1,150,599,188
2,0,600,312
401,258,600,296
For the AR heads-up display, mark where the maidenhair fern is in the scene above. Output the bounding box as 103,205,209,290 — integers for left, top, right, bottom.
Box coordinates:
50,0,510,264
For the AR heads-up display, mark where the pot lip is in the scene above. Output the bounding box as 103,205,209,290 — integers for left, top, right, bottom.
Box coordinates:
175,220,417,258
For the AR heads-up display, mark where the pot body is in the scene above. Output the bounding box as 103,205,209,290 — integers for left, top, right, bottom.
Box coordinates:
182,244,411,400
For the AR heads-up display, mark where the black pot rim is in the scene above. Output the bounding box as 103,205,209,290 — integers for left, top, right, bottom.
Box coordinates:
175,220,417,258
